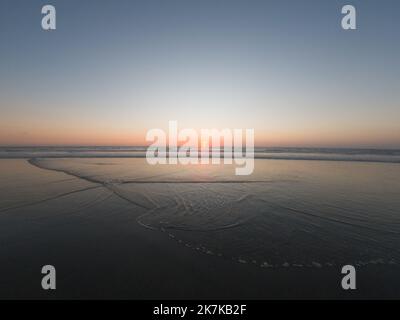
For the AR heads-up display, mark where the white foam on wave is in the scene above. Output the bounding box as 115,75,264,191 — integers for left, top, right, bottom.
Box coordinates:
27,157,400,270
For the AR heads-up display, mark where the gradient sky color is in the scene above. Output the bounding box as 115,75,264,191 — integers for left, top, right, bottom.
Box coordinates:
1,0,399,147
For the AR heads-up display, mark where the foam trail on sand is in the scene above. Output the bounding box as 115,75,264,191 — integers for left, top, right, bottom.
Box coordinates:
27,157,400,269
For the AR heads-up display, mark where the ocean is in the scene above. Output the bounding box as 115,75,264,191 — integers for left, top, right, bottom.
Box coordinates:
0,147,399,298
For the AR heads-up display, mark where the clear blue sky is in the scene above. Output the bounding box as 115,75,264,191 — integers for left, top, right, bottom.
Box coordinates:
1,0,399,147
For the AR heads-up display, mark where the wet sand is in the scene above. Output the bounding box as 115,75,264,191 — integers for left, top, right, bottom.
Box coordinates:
0,159,399,299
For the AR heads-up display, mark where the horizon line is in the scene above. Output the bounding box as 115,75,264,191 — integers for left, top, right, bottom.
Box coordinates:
1,145,400,151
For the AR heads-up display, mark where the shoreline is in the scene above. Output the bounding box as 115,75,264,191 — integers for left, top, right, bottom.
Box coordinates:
0,159,399,299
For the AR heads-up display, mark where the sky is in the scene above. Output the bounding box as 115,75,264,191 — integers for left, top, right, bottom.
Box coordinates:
0,0,399,148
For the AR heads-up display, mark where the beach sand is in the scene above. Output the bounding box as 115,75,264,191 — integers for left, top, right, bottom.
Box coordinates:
0,158,399,299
